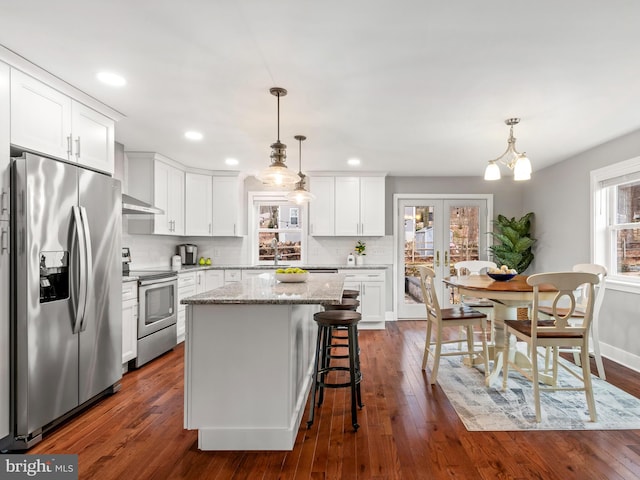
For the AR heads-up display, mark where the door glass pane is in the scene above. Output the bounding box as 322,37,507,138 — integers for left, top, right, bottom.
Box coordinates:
448,205,481,304
403,206,434,305
448,206,481,274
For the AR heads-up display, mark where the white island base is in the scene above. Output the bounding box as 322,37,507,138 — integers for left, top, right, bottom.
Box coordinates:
184,303,320,451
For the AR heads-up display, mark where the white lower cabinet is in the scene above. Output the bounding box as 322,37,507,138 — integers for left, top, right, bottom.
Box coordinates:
178,272,197,344
122,281,138,365
224,269,241,284
205,270,224,291
241,269,274,280
339,269,386,329
196,270,224,293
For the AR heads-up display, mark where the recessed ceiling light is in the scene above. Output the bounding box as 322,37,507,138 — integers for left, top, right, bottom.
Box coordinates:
96,71,126,87
347,158,361,166
225,158,239,166
184,131,203,141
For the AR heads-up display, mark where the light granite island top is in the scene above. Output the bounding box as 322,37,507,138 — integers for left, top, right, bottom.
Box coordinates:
180,272,345,305
181,272,346,451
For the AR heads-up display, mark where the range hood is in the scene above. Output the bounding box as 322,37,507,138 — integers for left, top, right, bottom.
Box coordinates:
122,193,164,215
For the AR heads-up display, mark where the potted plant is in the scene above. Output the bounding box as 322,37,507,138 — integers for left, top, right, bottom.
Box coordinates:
489,212,535,273
354,240,366,265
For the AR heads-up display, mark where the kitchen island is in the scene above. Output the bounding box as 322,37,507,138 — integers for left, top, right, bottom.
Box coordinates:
181,272,345,451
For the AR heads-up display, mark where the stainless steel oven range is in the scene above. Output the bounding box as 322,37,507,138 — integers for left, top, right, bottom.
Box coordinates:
128,269,178,367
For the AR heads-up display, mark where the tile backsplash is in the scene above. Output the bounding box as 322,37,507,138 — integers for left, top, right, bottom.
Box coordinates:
122,231,393,269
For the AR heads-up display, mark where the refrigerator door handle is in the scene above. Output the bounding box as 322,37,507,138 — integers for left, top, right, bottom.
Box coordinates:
78,206,94,332
71,206,88,334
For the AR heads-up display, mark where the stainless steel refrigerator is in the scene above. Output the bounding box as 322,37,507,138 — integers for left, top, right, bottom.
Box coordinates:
10,152,122,449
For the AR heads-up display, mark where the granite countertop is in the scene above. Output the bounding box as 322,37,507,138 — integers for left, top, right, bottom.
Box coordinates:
122,276,139,282
181,272,345,305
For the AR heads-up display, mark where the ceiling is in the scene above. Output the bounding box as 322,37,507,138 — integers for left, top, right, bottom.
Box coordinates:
1,1,640,178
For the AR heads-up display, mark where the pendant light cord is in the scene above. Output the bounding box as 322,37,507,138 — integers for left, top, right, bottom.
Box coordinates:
276,92,281,142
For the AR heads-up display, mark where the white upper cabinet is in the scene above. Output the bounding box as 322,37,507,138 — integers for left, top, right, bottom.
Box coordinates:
211,176,243,236
185,173,213,236
10,69,115,175
127,152,243,237
335,177,361,236
308,176,335,236
10,69,71,161
358,176,386,236
127,152,185,236
71,101,115,174
311,175,385,237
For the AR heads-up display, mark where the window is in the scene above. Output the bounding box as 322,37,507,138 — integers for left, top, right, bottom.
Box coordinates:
249,192,306,265
289,207,299,226
592,156,640,290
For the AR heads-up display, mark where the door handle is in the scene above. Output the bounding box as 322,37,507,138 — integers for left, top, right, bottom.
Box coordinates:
435,250,440,267
78,206,93,332
75,136,81,159
67,135,73,157
0,189,8,215
71,206,87,334
1,225,8,254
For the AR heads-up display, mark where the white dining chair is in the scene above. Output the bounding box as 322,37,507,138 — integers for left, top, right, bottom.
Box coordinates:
538,263,607,379
502,271,600,422
454,260,497,343
419,266,489,385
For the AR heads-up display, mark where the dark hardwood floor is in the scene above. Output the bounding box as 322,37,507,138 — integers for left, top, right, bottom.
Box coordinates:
24,321,640,479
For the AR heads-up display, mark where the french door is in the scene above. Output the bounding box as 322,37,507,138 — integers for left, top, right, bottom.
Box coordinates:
395,195,492,319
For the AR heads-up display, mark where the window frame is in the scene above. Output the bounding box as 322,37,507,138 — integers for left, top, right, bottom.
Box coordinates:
248,191,308,266
591,155,640,293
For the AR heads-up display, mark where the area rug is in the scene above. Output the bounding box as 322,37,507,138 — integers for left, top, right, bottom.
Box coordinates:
429,350,640,431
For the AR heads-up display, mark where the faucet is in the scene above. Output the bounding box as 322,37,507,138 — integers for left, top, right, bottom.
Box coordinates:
271,238,281,266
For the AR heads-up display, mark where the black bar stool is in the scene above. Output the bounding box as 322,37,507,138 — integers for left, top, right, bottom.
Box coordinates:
323,298,359,311
307,310,363,431
342,289,360,299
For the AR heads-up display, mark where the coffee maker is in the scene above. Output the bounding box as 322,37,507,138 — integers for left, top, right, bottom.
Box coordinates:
177,244,198,265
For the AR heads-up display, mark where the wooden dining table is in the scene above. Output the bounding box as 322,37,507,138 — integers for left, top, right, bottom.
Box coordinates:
442,274,558,387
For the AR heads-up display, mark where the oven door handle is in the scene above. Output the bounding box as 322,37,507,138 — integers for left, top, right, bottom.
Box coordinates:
139,276,178,287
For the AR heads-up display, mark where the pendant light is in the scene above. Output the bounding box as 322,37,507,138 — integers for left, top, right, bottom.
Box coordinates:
256,87,301,187
484,118,532,181
286,135,316,204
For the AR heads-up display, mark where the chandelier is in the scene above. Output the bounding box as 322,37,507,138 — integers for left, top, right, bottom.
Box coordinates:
256,87,301,187
484,118,532,181
286,135,315,204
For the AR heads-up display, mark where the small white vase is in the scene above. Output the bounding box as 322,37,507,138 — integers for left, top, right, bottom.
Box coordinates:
355,255,365,266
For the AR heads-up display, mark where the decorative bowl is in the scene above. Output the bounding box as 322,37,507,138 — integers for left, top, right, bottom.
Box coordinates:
487,272,517,282
275,272,309,283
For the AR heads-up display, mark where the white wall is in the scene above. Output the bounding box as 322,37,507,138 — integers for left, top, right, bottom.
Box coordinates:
523,128,640,371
